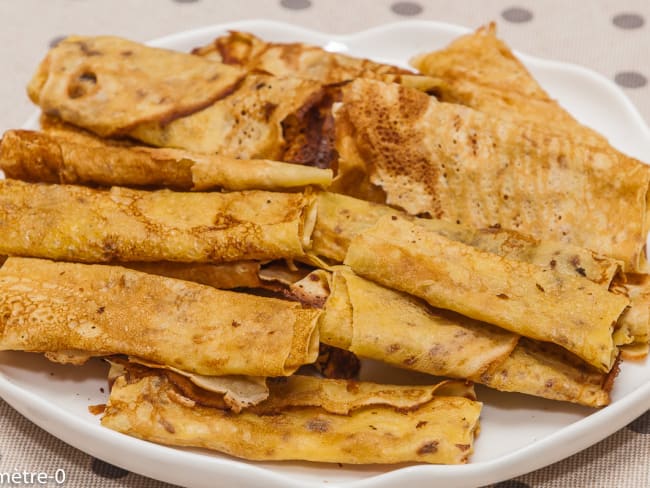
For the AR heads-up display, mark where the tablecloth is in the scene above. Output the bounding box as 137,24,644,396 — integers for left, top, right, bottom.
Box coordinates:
0,1,648,487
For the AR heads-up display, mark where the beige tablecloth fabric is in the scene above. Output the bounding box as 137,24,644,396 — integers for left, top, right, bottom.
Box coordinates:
0,1,649,487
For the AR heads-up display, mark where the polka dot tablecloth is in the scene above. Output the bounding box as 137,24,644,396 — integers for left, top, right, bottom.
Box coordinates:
0,1,649,487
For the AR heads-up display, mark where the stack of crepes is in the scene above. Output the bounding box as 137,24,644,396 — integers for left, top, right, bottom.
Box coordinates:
0,23,648,466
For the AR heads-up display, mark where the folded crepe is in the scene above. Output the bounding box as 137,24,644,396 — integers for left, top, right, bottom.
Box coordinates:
0,257,320,376
410,23,606,146
107,358,270,413
333,78,650,272
0,179,315,263
311,192,622,287
129,73,323,159
27,36,245,137
308,267,616,407
102,366,481,464
344,215,629,372
612,273,650,359
193,30,446,93
0,129,332,191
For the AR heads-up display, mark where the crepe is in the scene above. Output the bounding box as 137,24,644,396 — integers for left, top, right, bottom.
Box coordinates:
333,78,650,272
344,215,628,371
310,267,614,407
0,257,320,376
473,338,617,407
410,24,606,146
0,179,315,263
129,73,323,158
311,192,621,287
0,129,332,190
102,368,481,464
28,36,245,137
612,274,650,358
193,30,446,93
107,358,269,413
317,267,518,379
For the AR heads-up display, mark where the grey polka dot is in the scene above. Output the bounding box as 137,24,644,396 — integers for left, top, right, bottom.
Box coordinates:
615,71,648,89
49,35,66,48
391,1,423,16
91,458,129,479
172,0,199,3
502,7,533,23
280,0,311,9
613,13,644,29
493,481,532,488
628,410,650,434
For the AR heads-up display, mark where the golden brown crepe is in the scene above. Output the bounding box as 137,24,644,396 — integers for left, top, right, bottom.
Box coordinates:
0,257,320,376
333,78,650,272
102,369,481,464
473,338,617,407
344,215,629,371
410,23,606,146
193,30,446,93
0,129,332,190
317,267,519,380
298,267,613,407
0,179,315,263
128,74,323,158
28,36,245,137
311,192,622,287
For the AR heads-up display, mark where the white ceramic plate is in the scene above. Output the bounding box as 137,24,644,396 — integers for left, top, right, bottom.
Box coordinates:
3,20,650,488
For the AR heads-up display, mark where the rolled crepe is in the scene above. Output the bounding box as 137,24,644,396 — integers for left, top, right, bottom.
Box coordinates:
0,257,320,376
333,78,650,272
474,338,618,407
311,192,622,287
344,215,629,371
193,30,446,93
0,179,315,263
0,129,332,191
410,24,606,146
301,267,613,407
28,36,245,137
129,73,322,158
318,267,519,379
102,369,481,464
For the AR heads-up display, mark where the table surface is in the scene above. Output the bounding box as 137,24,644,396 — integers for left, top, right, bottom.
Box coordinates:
1,1,649,487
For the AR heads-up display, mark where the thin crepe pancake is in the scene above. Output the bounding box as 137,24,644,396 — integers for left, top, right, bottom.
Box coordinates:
410,23,606,146
0,257,320,376
311,192,621,287
28,36,245,137
300,267,613,407
102,369,481,464
0,179,314,263
0,129,332,191
344,215,629,371
193,30,446,93
128,74,322,158
333,78,650,272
